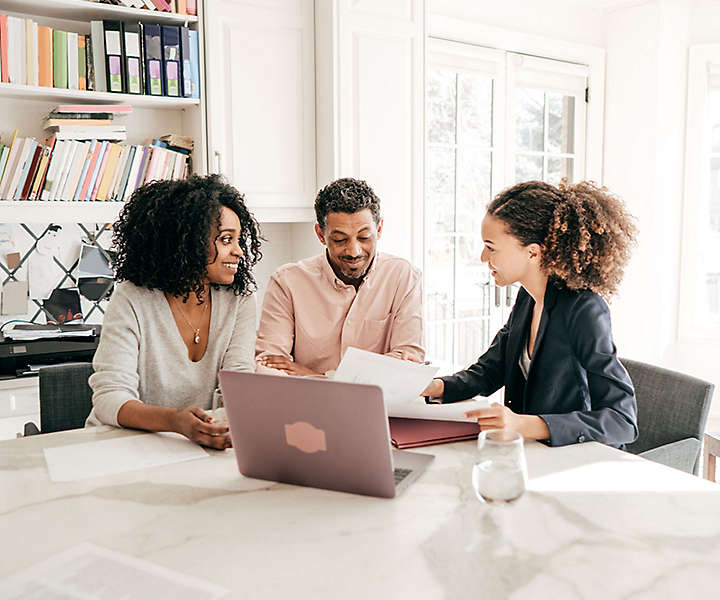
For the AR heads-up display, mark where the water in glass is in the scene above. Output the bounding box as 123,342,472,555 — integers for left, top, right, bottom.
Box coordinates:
472,429,527,504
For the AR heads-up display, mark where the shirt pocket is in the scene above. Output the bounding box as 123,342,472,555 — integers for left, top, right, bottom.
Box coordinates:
348,315,392,354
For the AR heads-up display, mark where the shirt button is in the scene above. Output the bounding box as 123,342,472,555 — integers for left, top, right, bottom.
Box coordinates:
577,434,586,443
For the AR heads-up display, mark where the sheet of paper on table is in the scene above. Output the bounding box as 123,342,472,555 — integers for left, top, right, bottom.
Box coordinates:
0,543,228,600
333,346,439,405
43,432,209,482
388,396,492,422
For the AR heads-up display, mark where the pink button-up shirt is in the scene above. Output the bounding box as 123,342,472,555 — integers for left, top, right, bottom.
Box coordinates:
255,252,424,374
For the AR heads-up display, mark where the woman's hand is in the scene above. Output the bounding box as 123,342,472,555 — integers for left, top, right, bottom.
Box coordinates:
465,403,550,440
422,378,444,398
259,355,322,377
172,406,232,450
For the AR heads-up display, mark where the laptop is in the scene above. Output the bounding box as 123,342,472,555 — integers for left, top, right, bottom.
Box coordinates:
218,371,434,498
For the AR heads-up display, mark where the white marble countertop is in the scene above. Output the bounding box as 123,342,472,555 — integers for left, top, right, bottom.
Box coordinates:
1,426,719,599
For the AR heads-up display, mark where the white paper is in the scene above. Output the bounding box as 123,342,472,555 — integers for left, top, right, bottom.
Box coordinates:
333,347,439,405
44,432,209,482
388,396,492,422
0,543,228,600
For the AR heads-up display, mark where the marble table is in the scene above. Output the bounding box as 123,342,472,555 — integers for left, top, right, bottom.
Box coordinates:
2,425,720,599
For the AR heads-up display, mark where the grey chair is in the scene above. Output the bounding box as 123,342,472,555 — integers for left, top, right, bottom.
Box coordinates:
23,362,94,435
622,358,714,475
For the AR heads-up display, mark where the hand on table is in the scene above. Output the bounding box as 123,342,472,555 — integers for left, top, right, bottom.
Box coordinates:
259,355,322,377
464,403,550,440
173,406,232,450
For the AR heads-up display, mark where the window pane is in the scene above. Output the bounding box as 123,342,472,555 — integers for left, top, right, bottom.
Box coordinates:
515,88,544,151
426,234,455,363
547,93,575,154
456,149,491,234
427,68,456,145
515,154,543,182
458,73,492,147
455,235,491,320
547,157,574,185
710,90,720,153
456,320,488,369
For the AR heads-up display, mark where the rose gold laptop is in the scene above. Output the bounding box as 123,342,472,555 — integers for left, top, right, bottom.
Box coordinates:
218,371,434,498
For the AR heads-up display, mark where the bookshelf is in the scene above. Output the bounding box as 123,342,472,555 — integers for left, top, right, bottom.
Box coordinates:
0,0,208,218
1,0,198,26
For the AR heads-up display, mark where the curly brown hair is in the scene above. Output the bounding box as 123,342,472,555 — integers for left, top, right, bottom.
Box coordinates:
487,180,637,298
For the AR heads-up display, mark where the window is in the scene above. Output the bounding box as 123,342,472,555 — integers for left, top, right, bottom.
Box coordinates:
425,41,589,369
680,46,720,339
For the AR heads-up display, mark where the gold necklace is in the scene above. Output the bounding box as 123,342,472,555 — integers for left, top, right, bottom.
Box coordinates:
174,297,209,344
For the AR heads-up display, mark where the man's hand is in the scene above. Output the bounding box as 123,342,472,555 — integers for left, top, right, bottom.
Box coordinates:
172,406,232,450
259,355,322,377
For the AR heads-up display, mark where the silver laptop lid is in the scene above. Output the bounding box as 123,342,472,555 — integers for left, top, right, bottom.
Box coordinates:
219,371,398,498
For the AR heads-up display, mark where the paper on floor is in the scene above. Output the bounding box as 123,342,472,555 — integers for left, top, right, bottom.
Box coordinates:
43,432,209,482
0,543,228,599
333,347,438,405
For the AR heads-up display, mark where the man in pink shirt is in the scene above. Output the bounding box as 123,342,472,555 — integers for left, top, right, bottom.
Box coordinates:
256,178,424,376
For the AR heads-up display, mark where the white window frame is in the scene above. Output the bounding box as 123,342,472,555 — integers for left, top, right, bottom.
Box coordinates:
428,16,605,182
679,44,720,340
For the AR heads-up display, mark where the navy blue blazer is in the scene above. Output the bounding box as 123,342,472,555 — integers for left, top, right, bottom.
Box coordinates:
439,281,638,448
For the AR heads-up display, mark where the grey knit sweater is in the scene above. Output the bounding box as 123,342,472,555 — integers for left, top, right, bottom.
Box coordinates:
86,280,255,427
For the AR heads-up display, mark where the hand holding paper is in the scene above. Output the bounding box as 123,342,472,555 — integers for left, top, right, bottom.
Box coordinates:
333,347,438,405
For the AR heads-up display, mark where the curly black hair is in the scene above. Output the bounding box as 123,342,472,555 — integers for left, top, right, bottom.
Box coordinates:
112,174,262,300
314,178,381,230
488,180,637,298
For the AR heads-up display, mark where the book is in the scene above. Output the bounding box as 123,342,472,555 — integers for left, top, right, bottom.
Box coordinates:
26,18,38,86
78,141,103,200
37,25,53,87
78,35,87,90
188,29,200,99
96,143,122,201
29,136,56,201
73,140,97,201
85,34,94,91
90,21,106,92
180,26,192,97
85,141,108,200
55,104,132,114
61,140,91,200
52,140,79,201
7,16,26,85
90,142,112,200
19,143,43,200
0,129,17,188
67,31,79,90
52,29,68,88
48,112,114,120
0,14,8,83
40,139,67,200
10,138,38,200
44,119,114,127
159,134,193,151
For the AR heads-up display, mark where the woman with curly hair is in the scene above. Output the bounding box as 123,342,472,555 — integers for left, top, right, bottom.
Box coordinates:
86,174,262,450
423,180,638,448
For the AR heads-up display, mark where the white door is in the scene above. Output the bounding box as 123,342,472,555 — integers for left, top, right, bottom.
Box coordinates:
204,0,316,221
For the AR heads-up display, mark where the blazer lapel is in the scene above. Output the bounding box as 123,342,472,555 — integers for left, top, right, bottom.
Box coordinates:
527,281,560,377
505,289,533,371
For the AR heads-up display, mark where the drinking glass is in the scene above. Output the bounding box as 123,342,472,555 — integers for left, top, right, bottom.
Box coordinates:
472,429,527,504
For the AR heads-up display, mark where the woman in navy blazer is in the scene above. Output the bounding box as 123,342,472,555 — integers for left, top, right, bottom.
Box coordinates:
423,180,638,448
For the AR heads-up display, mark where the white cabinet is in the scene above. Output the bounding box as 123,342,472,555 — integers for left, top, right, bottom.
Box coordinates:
204,0,317,223
315,0,425,263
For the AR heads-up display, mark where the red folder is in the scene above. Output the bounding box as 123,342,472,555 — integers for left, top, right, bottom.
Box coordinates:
389,418,480,449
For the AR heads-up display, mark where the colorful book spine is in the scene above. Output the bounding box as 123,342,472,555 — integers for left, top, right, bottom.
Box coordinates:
52,29,68,89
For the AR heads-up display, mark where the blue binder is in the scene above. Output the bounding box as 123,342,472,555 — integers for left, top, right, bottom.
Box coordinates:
161,26,181,97
188,29,200,99
143,24,163,96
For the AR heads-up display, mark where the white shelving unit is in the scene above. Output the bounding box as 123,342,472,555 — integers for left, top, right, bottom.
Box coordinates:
0,0,208,220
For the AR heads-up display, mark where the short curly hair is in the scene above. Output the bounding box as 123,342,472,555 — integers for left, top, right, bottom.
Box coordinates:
488,180,637,298
314,178,381,230
112,174,262,300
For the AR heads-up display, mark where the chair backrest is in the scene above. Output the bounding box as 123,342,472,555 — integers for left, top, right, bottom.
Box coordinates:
39,363,94,434
622,358,714,467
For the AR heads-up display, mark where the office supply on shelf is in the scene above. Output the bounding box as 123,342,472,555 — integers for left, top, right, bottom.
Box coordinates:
333,347,438,405
43,432,209,482
180,25,192,97
78,34,87,90
37,25,52,87
220,370,435,498
188,29,200,98
161,25,181,97
143,23,163,95
103,20,124,93
67,31,79,90
122,21,143,94
388,418,480,449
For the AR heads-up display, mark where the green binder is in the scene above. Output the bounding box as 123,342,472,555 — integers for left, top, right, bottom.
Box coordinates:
53,30,68,89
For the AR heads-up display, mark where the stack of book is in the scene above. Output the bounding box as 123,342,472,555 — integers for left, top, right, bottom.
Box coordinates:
45,104,129,141
0,105,191,202
90,0,197,15
0,17,200,98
